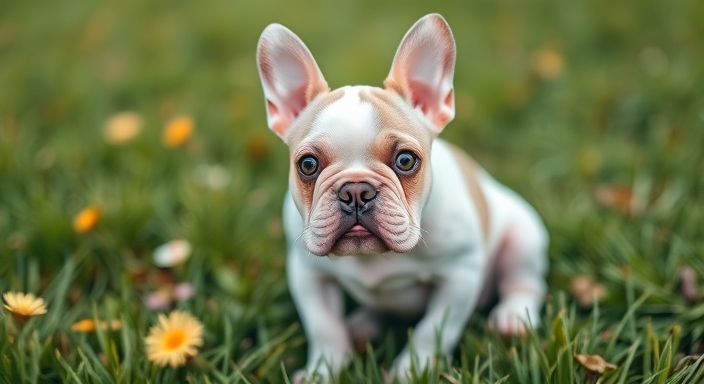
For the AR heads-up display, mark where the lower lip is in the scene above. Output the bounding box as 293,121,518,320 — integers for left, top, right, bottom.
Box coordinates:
345,225,372,237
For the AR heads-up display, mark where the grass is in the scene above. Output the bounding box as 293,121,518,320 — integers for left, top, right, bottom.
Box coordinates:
1,0,704,382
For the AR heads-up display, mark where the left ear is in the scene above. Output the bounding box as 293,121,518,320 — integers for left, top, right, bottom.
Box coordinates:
384,14,456,133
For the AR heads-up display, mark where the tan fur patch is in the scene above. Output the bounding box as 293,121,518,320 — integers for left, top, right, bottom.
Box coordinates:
285,88,345,147
286,88,345,217
360,88,433,206
447,144,490,239
359,88,431,137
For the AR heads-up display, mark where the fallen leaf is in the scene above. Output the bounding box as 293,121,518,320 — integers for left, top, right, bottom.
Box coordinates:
570,275,608,307
594,184,641,215
574,353,617,374
678,266,700,302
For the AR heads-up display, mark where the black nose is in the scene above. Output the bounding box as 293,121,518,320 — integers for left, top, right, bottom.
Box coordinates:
338,182,377,212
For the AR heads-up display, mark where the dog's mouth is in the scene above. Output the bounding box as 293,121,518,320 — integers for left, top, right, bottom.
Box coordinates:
325,219,390,256
330,230,388,256
304,184,421,257
342,224,374,238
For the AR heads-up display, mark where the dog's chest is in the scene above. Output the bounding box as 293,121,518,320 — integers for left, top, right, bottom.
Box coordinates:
316,252,445,312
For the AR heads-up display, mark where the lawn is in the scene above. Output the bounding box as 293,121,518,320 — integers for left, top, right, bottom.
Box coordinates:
1,1,704,383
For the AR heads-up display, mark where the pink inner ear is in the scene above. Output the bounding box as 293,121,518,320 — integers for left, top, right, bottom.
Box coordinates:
284,83,308,118
384,15,456,132
444,89,454,109
409,79,437,114
266,82,309,137
407,79,455,128
257,24,329,139
266,100,279,117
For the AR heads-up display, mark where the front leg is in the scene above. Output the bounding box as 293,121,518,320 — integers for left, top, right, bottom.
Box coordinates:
288,249,352,382
390,260,484,381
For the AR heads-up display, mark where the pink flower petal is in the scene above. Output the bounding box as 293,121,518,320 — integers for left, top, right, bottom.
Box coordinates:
173,283,195,301
146,290,173,310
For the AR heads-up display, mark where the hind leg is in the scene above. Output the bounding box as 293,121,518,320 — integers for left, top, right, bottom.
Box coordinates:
489,205,548,336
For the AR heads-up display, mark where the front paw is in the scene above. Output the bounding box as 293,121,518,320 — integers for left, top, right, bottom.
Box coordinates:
489,295,542,336
294,347,351,384
387,350,434,383
293,369,331,384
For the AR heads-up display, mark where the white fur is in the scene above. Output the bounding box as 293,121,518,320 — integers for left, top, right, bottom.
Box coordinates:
285,140,548,381
310,87,377,163
259,14,548,383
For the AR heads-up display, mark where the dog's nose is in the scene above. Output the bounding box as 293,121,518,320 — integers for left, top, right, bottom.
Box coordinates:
338,182,377,212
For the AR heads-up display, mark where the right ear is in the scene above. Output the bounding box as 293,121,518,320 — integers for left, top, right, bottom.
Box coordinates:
256,24,329,140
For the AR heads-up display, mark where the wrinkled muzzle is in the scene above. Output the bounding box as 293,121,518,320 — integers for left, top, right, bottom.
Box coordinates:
303,177,421,256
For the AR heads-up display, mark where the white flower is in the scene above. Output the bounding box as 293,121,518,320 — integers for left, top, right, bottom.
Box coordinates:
192,164,230,190
153,240,192,268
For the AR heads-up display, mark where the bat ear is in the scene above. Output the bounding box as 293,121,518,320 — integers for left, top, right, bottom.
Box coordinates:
385,14,456,133
257,24,329,140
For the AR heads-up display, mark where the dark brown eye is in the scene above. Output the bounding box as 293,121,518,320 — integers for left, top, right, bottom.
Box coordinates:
394,151,418,173
298,155,319,176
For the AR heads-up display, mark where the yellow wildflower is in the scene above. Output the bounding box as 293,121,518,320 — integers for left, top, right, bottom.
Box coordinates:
71,319,122,332
162,116,194,148
145,310,203,368
532,47,565,80
104,111,142,145
3,292,47,317
73,205,101,233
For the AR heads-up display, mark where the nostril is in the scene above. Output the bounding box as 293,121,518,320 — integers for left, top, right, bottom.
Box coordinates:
338,182,377,208
339,190,353,205
360,190,376,203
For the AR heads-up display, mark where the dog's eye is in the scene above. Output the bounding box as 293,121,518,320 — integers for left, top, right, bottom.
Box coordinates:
394,151,418,173
298,155,319,176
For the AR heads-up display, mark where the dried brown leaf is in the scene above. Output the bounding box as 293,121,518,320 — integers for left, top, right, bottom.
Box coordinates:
574,353,617,374
594,185,641,215
678,266,700,302
570,275,608,307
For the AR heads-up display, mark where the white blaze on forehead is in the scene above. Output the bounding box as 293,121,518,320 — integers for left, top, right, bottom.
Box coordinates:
310,86,377,162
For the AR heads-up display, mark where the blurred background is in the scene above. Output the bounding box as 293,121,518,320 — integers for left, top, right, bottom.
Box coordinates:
1,0,704,381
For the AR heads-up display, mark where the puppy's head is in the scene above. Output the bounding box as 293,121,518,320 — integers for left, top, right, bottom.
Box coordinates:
256,14,456,256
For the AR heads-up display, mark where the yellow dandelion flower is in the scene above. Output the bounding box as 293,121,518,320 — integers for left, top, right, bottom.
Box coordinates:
532,47,565,80
3,292,47,317
71,319,122,332
73,205,101,233
71,319,96,332
104,111,143,145
162,116,194,148
145,310,203,368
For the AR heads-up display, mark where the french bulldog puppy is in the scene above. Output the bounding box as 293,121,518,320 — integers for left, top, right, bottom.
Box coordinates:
256,14,548,382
